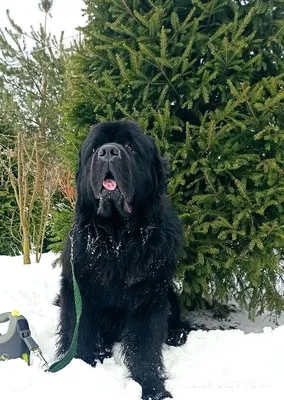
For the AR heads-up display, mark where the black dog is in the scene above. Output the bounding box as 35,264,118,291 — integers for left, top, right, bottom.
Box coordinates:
57,120,188,400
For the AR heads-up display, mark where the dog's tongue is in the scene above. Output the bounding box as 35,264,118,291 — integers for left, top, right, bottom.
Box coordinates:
102,179,117,191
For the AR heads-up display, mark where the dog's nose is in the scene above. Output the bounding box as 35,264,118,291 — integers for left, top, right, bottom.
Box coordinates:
98,144,120,161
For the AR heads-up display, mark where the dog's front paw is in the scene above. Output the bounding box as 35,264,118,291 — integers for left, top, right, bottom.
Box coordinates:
101,345,113,360
142,390,172,400
166,327,188,346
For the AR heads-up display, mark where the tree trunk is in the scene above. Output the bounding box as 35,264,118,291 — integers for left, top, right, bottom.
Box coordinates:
22,226,31,264
35,201,48,263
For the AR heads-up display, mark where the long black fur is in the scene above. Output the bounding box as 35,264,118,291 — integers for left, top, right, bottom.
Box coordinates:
56,120,188,400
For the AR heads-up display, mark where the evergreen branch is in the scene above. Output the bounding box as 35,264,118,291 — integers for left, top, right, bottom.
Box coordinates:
138,43,180,99
203,168,219,198
171,7,196,41
234,179,252,205
274,20,284,39
160,26,167,59
133,10,149,28
119,0,140,24
232,7,255,44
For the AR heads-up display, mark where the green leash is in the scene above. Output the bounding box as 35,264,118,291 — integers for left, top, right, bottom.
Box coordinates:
48,228,82,373
0,228,82,372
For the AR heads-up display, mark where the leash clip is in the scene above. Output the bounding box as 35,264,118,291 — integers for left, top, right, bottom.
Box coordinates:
31,347,50,371
20,330,49,371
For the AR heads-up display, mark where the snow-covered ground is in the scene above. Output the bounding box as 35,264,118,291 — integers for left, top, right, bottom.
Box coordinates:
0,252,284,399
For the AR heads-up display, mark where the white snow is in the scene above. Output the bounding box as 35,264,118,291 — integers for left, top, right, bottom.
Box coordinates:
0,252,284,399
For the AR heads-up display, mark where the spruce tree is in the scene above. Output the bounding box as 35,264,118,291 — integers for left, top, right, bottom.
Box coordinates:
63,0,284,317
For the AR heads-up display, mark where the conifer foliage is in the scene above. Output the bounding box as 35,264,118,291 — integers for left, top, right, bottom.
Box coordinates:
65,0,284,316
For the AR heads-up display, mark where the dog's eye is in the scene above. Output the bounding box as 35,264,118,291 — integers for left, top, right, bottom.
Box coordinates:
125,144,134,152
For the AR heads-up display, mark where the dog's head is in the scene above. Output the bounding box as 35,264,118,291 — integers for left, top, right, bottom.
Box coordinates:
76,120,167,220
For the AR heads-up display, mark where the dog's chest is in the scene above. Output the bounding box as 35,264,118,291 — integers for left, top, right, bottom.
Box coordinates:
82,225,159,286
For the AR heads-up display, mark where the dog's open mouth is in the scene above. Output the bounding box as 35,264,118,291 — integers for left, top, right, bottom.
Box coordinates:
102,172,117,191
99,171,132,216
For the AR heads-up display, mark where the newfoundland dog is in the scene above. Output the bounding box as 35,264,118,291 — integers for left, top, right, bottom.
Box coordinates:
57,120,188,400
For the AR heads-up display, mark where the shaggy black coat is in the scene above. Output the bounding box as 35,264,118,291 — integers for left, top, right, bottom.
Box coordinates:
57,120,188,400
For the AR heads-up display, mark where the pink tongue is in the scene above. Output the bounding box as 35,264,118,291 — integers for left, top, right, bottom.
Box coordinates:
102,179,117,191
